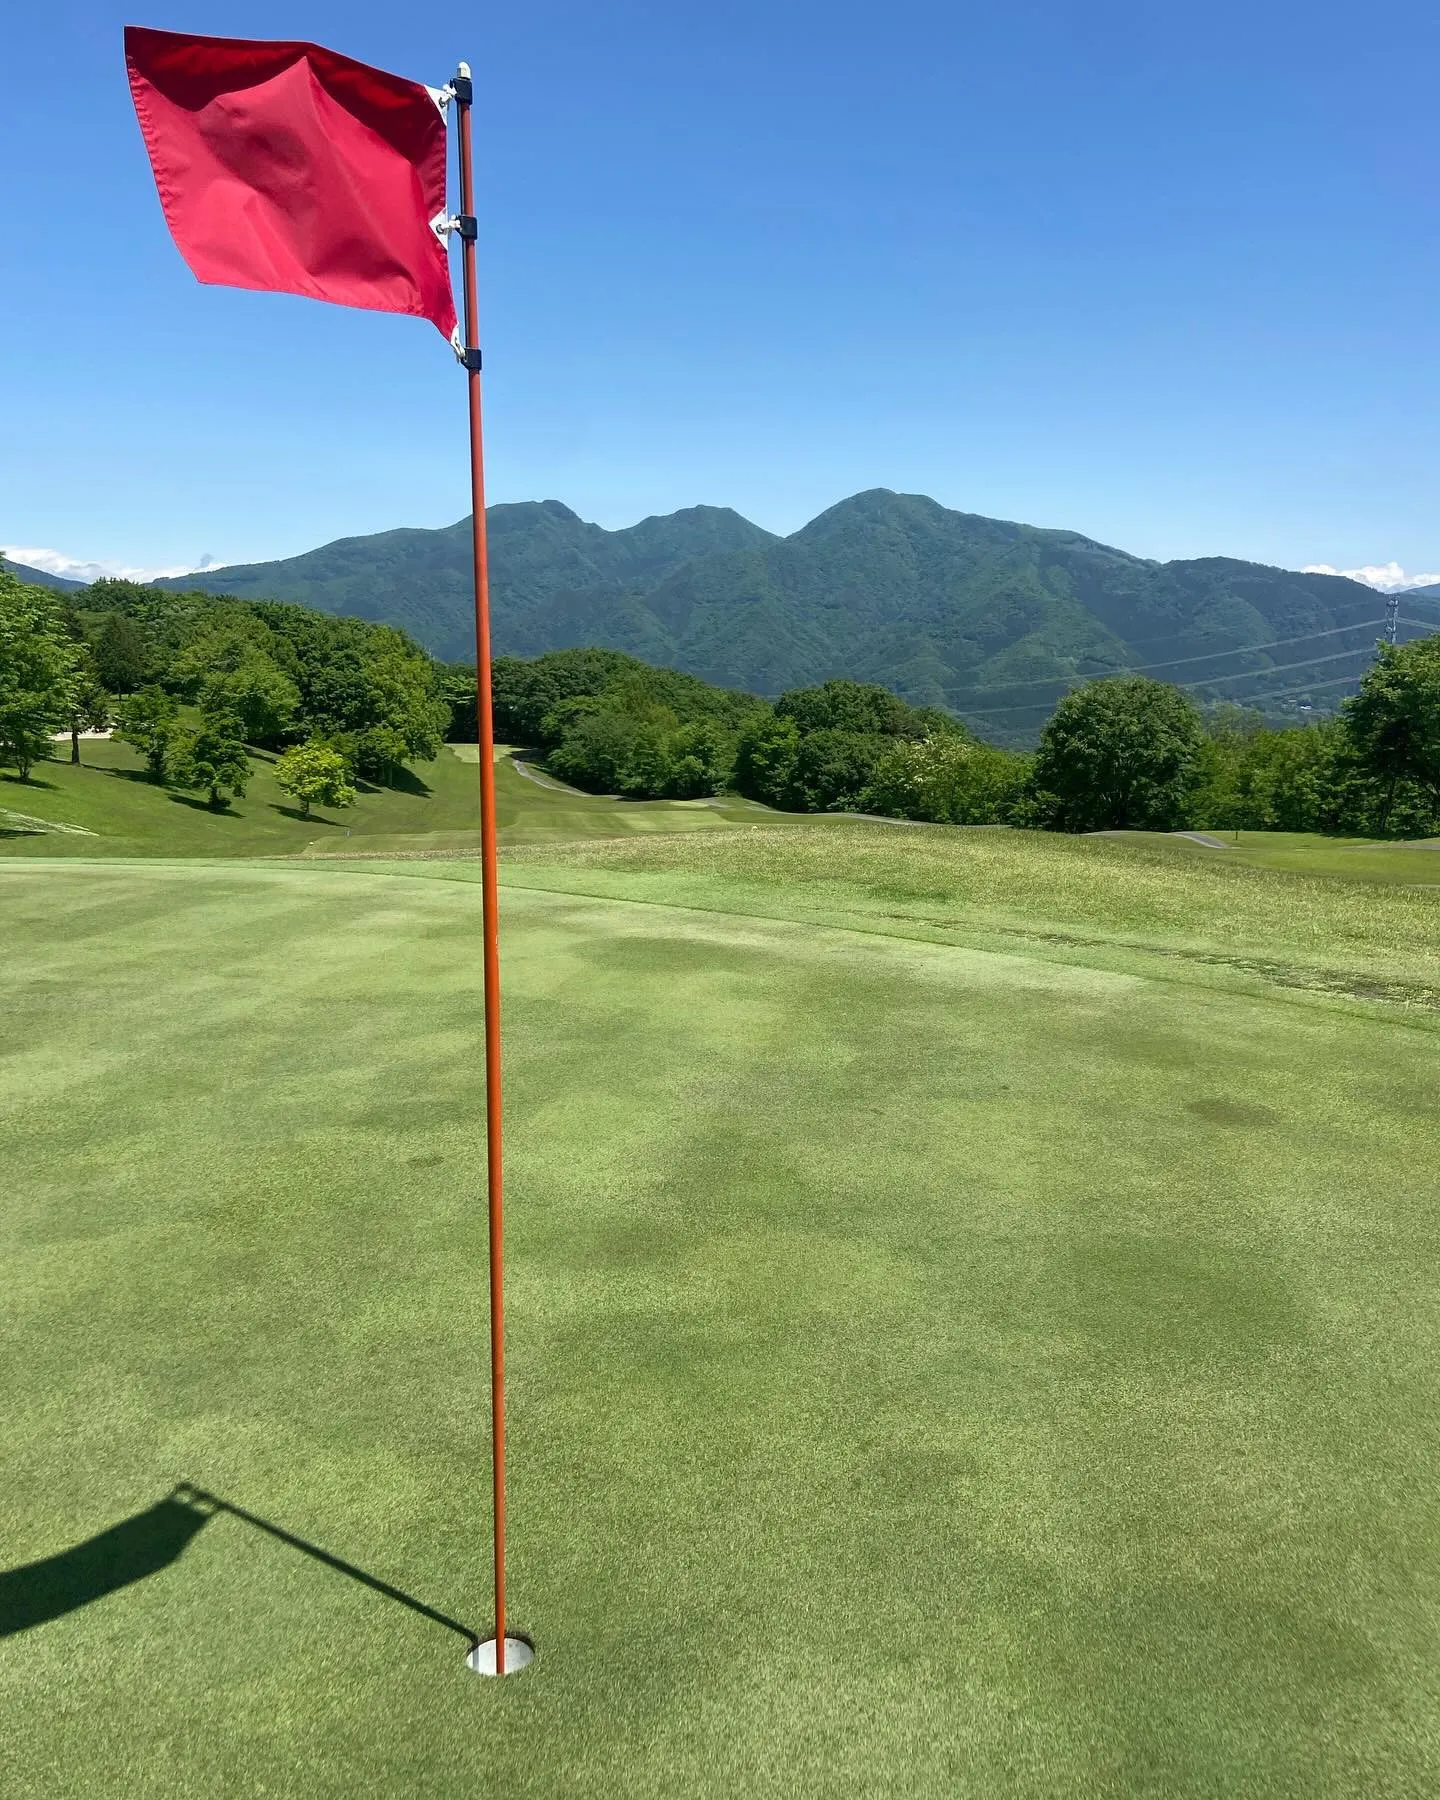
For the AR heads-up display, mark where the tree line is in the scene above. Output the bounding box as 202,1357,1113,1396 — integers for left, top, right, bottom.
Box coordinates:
4,558,1438,837
0,563,456,811
490,642,1440,838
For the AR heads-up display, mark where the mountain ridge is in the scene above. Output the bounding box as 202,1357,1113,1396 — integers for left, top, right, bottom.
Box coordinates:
4,560,84,592
141,488,1440,739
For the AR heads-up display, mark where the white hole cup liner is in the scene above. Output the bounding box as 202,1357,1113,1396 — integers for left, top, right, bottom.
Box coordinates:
466,1636,535,1676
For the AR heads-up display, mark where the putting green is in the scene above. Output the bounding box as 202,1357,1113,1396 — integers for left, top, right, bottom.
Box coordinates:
3,840,1439,1797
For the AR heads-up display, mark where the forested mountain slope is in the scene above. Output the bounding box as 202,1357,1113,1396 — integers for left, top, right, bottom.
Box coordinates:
166,502,778,666
4,560,83,592
158,490,1440,740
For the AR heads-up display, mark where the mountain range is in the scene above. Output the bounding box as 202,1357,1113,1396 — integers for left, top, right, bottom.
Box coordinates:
147,491,1440,741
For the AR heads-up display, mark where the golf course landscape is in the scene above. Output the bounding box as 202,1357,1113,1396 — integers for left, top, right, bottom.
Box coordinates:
4,748,1439,1797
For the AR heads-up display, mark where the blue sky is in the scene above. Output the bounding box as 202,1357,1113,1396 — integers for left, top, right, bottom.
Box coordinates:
2,0,1436,584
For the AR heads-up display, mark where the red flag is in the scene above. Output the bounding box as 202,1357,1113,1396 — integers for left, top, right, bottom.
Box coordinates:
124,26,457,341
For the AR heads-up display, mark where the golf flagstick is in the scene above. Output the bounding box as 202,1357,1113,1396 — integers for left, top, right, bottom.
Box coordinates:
123,27,525,1677
449,63,517,1680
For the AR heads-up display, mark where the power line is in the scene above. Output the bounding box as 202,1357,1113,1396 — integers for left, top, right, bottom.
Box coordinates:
1128,618,1389,677
949,615,1388,704
954,625,1437,719
1187,642,1401,690
1218,670,1364,707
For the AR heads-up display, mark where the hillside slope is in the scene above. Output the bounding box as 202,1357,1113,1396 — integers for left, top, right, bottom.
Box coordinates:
161,491,1440,739
3,560,83,592
170,502,778,665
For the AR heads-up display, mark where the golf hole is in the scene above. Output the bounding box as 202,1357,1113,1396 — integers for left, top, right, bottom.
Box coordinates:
466,1635,535,1676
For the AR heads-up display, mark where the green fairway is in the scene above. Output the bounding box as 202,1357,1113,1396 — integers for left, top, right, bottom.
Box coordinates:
1100,828,1440,889
0,739,789,859
4,823,1440,1798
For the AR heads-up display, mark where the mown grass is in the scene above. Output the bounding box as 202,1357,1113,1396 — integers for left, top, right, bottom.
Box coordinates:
0,740,794,858
4,817,1440,1796
357,821,1440,1012
9,771,1440,1794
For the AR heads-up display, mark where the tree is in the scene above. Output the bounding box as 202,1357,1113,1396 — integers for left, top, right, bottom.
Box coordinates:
198,662,300,746
1343,638,1440,833
864,733,1029,824
664,719,733,797
167,708,250,809
437,661,478,741
298,639,448,780
1027,676,1206,832
93,610,149,694
775,679,919,738
0,574,78,778
789,727,890,811
114,686,181,780
733,715,800,807
273,741,357,817
65,661,112,764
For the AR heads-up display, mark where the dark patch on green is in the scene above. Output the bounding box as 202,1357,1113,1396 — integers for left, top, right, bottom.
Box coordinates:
1187,1098,1280,1128
1053,1235,1301,1368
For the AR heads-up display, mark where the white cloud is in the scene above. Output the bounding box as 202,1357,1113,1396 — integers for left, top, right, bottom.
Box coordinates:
1302,560,1440,592
1,546,226,583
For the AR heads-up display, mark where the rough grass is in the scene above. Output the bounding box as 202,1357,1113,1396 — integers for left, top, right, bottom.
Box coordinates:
402,821,1440,1011
4,829,1440,1798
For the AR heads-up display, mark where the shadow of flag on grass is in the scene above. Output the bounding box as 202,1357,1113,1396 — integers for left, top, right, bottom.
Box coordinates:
0,1489,217,1638
0,1483,477,1643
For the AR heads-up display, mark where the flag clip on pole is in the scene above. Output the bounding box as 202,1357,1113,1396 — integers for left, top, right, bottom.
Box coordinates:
451,62,531,1682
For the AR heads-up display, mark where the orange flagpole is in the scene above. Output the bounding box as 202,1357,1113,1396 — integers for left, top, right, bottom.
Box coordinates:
452,62,508,1674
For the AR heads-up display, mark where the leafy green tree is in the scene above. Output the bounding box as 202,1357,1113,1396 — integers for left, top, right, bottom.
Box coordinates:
273,741,357,817
0,573,78,778
437,662,478,741
864,733,1029,824
167,707,251,809
1343,638,1440,833
538,689,742,800
610,718,675,797
1196,722,1332,832
198,663,300,746
790,728,890,811
1188,705,1262,825
735,679,965,812
544,701,635,791
665,720,733,797
734,715,802,807
1027,676,1206,832
297,639,447,780
65,660,112,764
169,624,279,690
493,648,766,751
775,679,919,738
93,610,149,693
114,687,181,780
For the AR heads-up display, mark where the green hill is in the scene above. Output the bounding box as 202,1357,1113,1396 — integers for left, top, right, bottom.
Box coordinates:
3,559,83,592
159,491,1440,740
0,737,790,860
